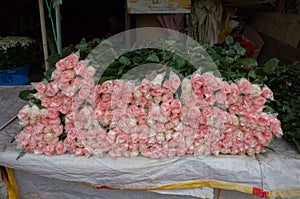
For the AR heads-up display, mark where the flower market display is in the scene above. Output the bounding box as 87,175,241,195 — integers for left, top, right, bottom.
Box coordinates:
15,52,283,159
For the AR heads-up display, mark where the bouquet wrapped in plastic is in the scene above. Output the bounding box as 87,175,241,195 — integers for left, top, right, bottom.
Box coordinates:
15,53,283,158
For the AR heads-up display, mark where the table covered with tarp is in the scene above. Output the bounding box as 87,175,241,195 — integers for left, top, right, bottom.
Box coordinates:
0,86,300,199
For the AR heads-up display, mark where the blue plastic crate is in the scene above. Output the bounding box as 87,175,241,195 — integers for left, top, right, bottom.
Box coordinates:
0,65,30,85
0,74,29,86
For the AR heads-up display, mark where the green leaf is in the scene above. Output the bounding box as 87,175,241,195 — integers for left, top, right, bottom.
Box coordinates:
43,67,56,81
224,56,234,64
248,70,256,79
225,36,234,45
146,54,160,63
240,58,258,67
18,89,37,101
225,49,236,56
132,56,142,64
265,145,275,152
264,105,275,113
46,54,61,66
176,57,186,69
119,56,131,66
263,58,279,74
117,65,125,75
236,46,246,56
75,43,89,51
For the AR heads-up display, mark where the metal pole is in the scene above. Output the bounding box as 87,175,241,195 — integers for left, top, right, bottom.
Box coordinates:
54,0,62,56
38,0,49,70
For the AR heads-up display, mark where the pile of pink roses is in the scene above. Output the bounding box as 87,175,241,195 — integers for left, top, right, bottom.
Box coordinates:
15,53,283,158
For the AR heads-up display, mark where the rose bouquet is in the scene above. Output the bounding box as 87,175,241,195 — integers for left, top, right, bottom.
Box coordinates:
15,52,283,158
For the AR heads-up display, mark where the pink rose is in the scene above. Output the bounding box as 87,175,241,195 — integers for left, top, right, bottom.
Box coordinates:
60,70,76,83
151,87,165,96
206,75,222,91
237,78,253,94
191,73,204,89
160,102,171,117
169,73,181,91
194,128,207,140
80,78,95,90
192,89,204,100
153,96,162,104
230,83,240,96
249,84,262,98
162,80,172,93
133,87,143,99
149,105,163,121
78,88,91,100
57,80,69,90
234,130,244,141
154,122,165,133
139,79,150,93
246,148,255,156
80,66,96,80
215,91,226,104
139,132,149,144
51,69,62,80
18,105,30,121
56,53,79,70
161,93,173,104
43,143,56,156
52,125,63,137
181,78,192,100
46,109,59,119
228,105,239,115
253,96,267,107
150,73,164,89
170,99,182,114
74,60,88,74
254,144,264,154
172,131,183,142
222,82,231,94
183,126,194,137
45,82,59,97
261,85,273,100
122,81,135,95
116,133,129,144
188,106,201,119
263,131,273,142
269,117,283,137
74,148,84,156
55,141,66,155
33,81,48,94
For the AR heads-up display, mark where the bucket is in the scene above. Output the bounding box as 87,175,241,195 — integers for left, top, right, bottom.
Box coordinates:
0,74,29,86
0,65,30,85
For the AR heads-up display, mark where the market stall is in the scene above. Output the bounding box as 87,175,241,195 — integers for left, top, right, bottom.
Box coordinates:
1,1,299,198
0,70,299,198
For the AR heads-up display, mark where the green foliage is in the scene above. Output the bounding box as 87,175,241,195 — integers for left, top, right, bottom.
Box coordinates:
0,36,37,70
18,89,41,108
46,37,104,68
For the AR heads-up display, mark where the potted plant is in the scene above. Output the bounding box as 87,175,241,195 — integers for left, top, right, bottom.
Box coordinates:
0,36,37,85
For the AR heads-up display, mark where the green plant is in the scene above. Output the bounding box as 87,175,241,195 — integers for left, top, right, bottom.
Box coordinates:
0,36,37,70
46,37,104,68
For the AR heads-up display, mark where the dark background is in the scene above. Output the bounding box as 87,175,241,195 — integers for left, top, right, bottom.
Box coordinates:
0,0,125,51
0,0,126,81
